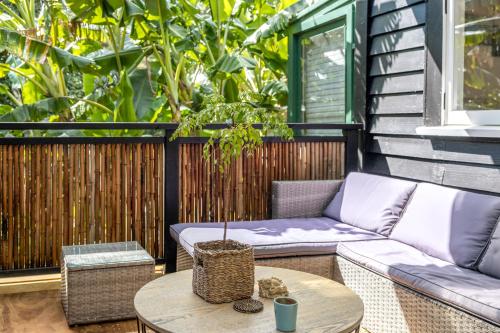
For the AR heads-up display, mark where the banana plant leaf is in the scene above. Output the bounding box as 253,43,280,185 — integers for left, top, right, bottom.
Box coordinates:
114,70,137,122
144,0,170,18
89,45,146,74
209,54,256,79
129,68,166,121
178,0,200,16
0,12,18,31
0,104,13,115
244,0,315,45
0,83,9,94
261,80,288,105
223,77,239,102
0,28,98,73
209,0,236,23
64,0,145,23
0,97,73,122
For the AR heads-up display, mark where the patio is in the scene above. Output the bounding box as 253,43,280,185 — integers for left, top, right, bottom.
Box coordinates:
1,286,371,333
1,264,372,333
1,122,499,332
0,264,167,332
0,122,367,333
1,290,138,333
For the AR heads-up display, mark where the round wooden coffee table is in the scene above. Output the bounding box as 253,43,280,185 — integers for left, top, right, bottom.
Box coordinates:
134,266,363,333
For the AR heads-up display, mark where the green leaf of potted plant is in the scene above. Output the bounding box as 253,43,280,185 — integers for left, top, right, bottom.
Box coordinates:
171,92,293,303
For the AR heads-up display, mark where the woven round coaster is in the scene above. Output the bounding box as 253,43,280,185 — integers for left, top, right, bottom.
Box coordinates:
233,298,264,313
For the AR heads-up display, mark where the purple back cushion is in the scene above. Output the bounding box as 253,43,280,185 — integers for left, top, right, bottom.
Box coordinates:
323,172,417,235
390,183,500,269
478,223,500,278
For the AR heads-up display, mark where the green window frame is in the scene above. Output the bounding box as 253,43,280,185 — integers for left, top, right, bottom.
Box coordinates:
287,0,355,124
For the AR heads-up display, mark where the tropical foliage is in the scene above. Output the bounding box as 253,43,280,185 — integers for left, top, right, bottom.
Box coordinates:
459,0,500,110
0,0,296,124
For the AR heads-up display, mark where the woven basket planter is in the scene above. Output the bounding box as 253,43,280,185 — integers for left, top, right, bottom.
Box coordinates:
192,240,255,303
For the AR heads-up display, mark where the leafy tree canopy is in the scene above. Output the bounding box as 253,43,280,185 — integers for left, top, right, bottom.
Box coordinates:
0,0,296,125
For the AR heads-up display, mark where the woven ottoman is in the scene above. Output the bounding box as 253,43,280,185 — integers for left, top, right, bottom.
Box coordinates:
61,241,155,325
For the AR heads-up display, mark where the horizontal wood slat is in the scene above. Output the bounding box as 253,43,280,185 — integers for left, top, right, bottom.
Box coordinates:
370,72,424,95
369,49,425,76
0,144,164,270
369,27,425,55
368,93,424,115
368,115,423,135
370,3,426,36
368,136,500,166
179,141,345,223
364,153,500,194
370,0,424,17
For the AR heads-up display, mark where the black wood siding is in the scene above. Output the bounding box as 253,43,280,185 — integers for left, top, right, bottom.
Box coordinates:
363,0,500,194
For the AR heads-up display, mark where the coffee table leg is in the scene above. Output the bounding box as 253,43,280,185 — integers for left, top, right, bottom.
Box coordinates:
138,316,160,333
137,317,147,333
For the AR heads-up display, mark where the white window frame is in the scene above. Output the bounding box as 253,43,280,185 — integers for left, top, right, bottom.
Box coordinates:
443,0,500,126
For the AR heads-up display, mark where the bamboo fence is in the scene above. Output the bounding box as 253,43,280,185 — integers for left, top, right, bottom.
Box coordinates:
179,141,344,223
0,143,163,270
0,140,344,270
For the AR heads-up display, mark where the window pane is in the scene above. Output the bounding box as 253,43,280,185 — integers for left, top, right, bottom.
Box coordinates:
301,26,345,123
452,0,500,111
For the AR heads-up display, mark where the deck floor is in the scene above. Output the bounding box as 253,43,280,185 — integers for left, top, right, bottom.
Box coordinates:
0,286,370,333
0,290,138,333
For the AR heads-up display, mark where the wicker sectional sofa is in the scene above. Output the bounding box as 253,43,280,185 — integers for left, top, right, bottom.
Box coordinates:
170,172,500,333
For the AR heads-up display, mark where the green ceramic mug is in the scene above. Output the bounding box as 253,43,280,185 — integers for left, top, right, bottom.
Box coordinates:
274,297,298,332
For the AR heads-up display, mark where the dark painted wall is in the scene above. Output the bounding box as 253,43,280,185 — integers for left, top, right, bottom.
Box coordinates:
362,0,500,194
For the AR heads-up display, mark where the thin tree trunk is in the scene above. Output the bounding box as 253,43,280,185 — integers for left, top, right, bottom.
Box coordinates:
222,161,232,249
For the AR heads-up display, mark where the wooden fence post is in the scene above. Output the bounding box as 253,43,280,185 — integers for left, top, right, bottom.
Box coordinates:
164,130,179,273
343,129,360,175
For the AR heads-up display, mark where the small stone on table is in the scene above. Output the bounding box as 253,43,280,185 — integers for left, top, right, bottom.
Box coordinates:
258,276,289,299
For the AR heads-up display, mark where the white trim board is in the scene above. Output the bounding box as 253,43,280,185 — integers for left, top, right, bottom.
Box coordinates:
416,126,500,138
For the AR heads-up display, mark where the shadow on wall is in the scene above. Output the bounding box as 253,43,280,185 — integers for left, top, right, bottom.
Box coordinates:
367,138,500,194
429,139,500,165
363,1,500,194
366,8,403,115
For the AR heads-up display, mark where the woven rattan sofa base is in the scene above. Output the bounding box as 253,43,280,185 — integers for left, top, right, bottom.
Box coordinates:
176,245,335,279
334,256,500,333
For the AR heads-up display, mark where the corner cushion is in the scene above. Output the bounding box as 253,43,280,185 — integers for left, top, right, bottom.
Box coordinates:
479,221,500,278
390,183,500,268
170,217,385,258
337,239,500,326
323,172,417,236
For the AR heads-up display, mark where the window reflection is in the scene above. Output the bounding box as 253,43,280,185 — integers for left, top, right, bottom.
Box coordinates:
301,26,346,123
452,0,500,111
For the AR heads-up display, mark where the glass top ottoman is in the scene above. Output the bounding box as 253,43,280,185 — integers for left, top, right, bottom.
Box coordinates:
61,241,155,325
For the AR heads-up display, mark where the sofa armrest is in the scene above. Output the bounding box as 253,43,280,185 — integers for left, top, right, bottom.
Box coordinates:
272,180,343,219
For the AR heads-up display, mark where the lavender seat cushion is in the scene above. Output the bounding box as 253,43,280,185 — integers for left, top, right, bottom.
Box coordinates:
337,239,500,325
390,183,500,268
479,223,500,278
170,217,385,258
323,172,417,235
